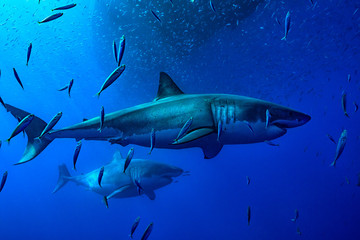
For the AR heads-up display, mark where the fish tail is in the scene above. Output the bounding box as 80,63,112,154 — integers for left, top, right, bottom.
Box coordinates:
53,164,71,193
6,139,10,145
345,112,350,118
95,92,101,99
281,36,286,41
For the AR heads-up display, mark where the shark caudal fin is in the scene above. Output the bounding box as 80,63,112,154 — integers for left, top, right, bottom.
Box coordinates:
4,104,54,165
53,164,71,194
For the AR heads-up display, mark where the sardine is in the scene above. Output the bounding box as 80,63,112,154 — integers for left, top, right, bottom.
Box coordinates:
13,68,24,90
37,112,62,139
57,85,68,91
149,128,155,155
0,171,8,192
103,196,109,208
98,166,104,187
38,13,63,24
96,65,126,97
247,206,251,225
326,134,337,144
141,222,154,240
246,176,250,185
52,3,77,11
68,79,74,97
210,0,216,13
150,10,162,23
130,217,141,239
7,114,34,143
134,179,143,195
124,148,134,173
265,109,271,128
291,209,299,222
281,11,291,40
118,35,125,66
217,120,222,142
341,91,349,118
98,106,104,132
73,141,82,170
26,43,32,66
348,74,351,83
330,129,347,167
174,117,193,143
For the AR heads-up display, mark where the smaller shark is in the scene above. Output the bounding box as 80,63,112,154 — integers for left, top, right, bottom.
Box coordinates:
53,152,184,201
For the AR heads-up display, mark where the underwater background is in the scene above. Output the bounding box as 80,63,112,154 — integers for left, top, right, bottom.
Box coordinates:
0,0,359,239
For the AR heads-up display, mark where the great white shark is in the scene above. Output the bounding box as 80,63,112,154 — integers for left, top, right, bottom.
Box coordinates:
4,72,310,165
53,152,184,200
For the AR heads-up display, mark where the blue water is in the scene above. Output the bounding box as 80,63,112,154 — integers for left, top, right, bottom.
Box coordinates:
0,0,360,239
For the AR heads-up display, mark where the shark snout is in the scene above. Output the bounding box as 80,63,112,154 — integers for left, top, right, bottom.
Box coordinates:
270,107,311,129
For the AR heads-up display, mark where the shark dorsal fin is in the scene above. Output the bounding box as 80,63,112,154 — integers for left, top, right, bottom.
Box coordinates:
154,72,184,101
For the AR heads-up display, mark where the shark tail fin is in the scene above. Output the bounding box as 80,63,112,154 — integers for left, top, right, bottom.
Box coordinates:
53,164,71,194
4,104,54,165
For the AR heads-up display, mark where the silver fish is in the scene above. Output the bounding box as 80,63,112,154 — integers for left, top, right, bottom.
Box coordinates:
13,68,24,90
326,134,337,144
98,106,104,132
68,79,74,98
96,65,125,97
150,10,162,23
265,109,271,128
37,112,62,139
26,43,32,66
0,171,8,192
281,11,291,40
141,222,154,240
118,35,125,66
174,117,193,143
247,206,251,225
38,13,63,24
347,74,351,83
341,91,349,118
330,129,347,167
52,3,76,11
246,176,250,185
124,148,134,173
291,209,299,222
130,217,140,239
217,120,222,142
103,196,109,208
149,128,155,155
7,114,34,143
73,141,82,170
210,0,216,13
98,166,105,187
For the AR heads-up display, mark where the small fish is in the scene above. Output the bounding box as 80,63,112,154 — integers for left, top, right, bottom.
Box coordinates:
326,134,337,144
117,35,125,66
0,96,6,109
0,140,2,149
98,166,105,187
98,106,104,132
246,176,250,185
57,85,68,91
353,102,358,112
149,128,155,154
348,74,351,83
275,17,281,25
141,222,154,240
330,129,347,167
281,11,291,40
217,120,222,142
265,109,271,128
134,179,143,195
95,65,126,97
73,141,82,170
113,40,118,63
291,209,299,222
124,148,134,173
209,0,216,13
130,217,141,239
168,0,174,6
52,3,77,11
264,140,280,146
26,42,32,66
13,68,24,89
68,79,74,97
37,112,62,139
38,13,64,24
296,227,302,236
341,91,349,118
0,171,8,192
247,206,251,225
7,114,34,143
103,196,109,208
150,10,162,23
243,120,254,134
174,117,193,142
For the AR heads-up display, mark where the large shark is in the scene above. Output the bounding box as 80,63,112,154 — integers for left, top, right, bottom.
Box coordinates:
53,152,184,200
4,72,310,164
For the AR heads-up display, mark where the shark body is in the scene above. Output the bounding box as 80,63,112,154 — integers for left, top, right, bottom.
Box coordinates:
4,72,310,164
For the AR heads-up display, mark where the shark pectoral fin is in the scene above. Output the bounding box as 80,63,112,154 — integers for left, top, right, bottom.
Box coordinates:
107,185,132,200
144,189,156,200
173,128,214,145
201,142,223,159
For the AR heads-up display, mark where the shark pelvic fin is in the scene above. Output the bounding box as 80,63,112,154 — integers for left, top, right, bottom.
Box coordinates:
144,189,156,200
154,72,184,101
201,142,223,159
172,127,214,145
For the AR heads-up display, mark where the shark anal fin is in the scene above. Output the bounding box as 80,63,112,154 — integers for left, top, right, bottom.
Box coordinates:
201,142,223,159
107,185,132,199
173,128,214,145
154,72,184,101
144,189,156,200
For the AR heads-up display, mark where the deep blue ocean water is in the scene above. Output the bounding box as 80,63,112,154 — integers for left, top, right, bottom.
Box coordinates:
0,0,360,239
